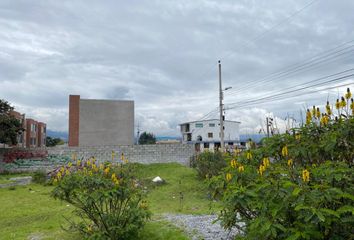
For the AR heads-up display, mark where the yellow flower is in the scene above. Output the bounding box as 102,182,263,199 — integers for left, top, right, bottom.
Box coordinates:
230,159,237,168
76,160,81,167
340,97,346,108
335,99,340,110
262,157,270,168
68,162,72,168
246,151,252,160
139,201,148,209
320,114,329,126
258,164,266,176
306,109,312,124
302,169,310,182
72,153,77,161
295,133,301,140
345,88,352,100
56,171,62,179
104,167,110,175
65,169,70,175
53,178,58,183
238,165,245,173
111,173,117,181
226,173,232,181
234,148,241,155
350,98,354,114
326,101,332,115
60,167,65,173
281,145,288,157
99,163,104,170
316,107,321,119
87,160,91,166
121,153,125,161
312,106,316,118
287,159,293,167
92,164,98,172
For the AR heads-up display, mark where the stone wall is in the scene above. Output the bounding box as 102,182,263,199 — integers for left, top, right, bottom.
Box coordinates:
47,143,195,166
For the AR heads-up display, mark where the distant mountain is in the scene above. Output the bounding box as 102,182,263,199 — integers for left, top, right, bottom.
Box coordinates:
47,130,68,140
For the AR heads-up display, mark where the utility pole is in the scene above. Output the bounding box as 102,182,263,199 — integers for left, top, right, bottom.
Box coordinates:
266,117,270,138
218,60,225,151
136,122,140,145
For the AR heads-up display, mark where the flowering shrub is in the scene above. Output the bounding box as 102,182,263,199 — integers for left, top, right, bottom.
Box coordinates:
212,89,354,239
191,150,228,179
51,157,150,240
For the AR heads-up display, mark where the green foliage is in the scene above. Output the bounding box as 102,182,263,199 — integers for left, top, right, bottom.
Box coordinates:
212,91,354,239
32,170,47,184
191,151,228,179
0,99,23,145
52,163,151,240
138,132,156,145
0,164,199,240
46,136,65,147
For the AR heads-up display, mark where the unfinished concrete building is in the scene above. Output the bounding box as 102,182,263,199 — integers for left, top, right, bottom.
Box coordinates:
68,95,134,147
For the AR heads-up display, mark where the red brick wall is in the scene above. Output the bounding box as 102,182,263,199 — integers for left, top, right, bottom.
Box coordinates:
37,122,46,147
26,119,38,148
68,95,80,147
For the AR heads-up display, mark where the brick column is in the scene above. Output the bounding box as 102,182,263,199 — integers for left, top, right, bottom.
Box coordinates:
69,95,80,147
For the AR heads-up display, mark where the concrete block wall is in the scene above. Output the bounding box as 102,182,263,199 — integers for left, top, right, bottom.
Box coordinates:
47,144,195,166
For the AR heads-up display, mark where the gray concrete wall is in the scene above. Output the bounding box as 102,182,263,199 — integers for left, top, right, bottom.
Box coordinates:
79,99,134,146
48,144,195,166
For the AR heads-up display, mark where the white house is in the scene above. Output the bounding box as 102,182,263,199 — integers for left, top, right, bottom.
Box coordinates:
179,119,241,151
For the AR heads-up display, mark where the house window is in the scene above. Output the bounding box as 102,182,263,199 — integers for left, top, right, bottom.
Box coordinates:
204,143,209,149
209,123,215,127
195,123,203,128
208,132,213,138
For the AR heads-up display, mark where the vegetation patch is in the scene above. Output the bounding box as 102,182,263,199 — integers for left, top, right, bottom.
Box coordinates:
205,89,354,240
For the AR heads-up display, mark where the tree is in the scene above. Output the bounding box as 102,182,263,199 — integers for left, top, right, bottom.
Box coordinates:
138,132,156,145
46,136,65,147
0,99,23,146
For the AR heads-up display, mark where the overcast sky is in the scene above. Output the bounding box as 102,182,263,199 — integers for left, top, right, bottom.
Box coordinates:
0,0,353,136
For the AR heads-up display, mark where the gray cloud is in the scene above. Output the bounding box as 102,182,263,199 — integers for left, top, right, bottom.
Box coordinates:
0,0,353,136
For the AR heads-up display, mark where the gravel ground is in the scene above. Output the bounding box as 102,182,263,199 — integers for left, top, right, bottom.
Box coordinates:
164,214,241,240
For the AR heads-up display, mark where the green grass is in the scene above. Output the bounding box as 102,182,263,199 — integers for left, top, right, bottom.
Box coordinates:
133,163,220,214
0,163,216,239
0,184,76,240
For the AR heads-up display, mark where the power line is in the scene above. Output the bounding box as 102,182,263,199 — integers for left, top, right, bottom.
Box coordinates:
225,78,354,110
226,74,354,108
225,68,354,105
225,42,354,96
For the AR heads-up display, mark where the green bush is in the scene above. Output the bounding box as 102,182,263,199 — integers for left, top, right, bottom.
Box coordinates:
213,90,354,239
52,160,150,240
191,151,228,179
32,170,47,184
